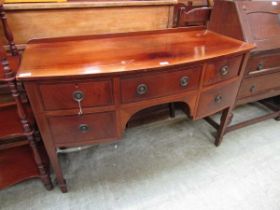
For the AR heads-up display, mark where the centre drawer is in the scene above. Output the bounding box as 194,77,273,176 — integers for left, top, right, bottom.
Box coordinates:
39,79,113,110
48,112,117,146
120,66,202,103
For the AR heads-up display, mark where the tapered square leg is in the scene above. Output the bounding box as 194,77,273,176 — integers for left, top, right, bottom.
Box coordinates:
215,107,233,146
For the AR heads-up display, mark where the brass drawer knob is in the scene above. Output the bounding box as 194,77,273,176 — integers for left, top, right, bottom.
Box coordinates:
214,95,223,103
73,90,84,101
79,124,89,132
180,76,189,87
220,65,229,76
137,84,148,95
257,63,264,71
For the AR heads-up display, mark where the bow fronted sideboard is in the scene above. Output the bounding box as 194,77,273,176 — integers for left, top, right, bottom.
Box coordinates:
17,27,254,192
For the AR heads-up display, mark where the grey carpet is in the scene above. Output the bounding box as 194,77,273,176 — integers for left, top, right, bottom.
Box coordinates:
1,104,280,210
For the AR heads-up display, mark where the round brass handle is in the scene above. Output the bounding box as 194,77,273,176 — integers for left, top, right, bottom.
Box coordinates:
214,95,223,104
73,90,84,101
257,63,264,71
250,85,256,93
79,124,89,132
180,76,189,87
137,84,148,95
220,65,229,76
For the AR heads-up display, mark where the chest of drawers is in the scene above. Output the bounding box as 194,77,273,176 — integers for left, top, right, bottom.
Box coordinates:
17,28,253,192
208,0,280,136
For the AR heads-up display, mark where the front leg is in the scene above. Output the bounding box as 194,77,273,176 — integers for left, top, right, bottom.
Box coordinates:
215,107,233,146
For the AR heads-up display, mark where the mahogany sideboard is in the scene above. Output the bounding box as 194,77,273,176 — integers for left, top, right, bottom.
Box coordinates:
207,0,280,136
16,27,254,192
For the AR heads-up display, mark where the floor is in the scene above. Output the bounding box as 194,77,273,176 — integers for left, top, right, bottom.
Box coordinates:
1,104,280,210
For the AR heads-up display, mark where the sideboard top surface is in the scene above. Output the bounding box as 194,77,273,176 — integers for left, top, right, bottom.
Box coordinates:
17,28,254,81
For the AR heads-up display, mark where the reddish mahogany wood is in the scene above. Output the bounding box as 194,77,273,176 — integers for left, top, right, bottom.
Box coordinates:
245,52,280,77
0,10,52,189
120,66,202,103
196,79,239,119
207,0,280,135
0,145,39,189
0,56,20,82
0,105,24,140
203,55,242,86
238,71,280,100
17,27,253,192
48,112,117,146
17,28,253,80
0,4,19,56
39,79,113,110
177,7,212,27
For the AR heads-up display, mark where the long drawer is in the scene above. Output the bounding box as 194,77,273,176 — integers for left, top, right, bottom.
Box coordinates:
245,53,280,76
237,71,280,99
120,66,202,103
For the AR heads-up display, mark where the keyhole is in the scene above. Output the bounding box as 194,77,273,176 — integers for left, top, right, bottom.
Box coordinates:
73,90,84,115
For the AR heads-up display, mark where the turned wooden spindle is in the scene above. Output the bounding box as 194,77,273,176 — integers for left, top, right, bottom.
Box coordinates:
1,54,52,190
0,3,19,56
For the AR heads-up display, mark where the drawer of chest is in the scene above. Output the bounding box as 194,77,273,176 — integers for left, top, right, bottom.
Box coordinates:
48,112,117,146
237,71,280,99
203,56,243,86
120,66,201,103
246,53,280,76
196,80,239,119
39,80,113,110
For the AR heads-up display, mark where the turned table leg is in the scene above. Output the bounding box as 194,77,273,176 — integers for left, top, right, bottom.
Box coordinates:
215,107,233,146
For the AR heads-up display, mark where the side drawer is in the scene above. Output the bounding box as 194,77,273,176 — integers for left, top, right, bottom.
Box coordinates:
39,80,113,111
121,66,202,103
203,55,243,86
196,80,239,119
237,71,280,99
48,112,117,145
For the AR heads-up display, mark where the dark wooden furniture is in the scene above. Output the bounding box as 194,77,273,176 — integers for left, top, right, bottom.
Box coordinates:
17,27,253,192
0,48,53,190
173,1,212,27
0,2,52,190
206,0,280,144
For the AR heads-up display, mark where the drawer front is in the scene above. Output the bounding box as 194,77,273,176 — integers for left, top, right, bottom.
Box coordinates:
196,80,239,119
238,71,280,99
203,56,243,86
246,53,280,76
39,80,113,110
48,112,117,145
121,67,201,103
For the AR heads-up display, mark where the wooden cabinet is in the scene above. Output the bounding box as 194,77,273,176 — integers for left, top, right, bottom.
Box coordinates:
0,56,53,190
17,28,253,192
206,0,280,137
